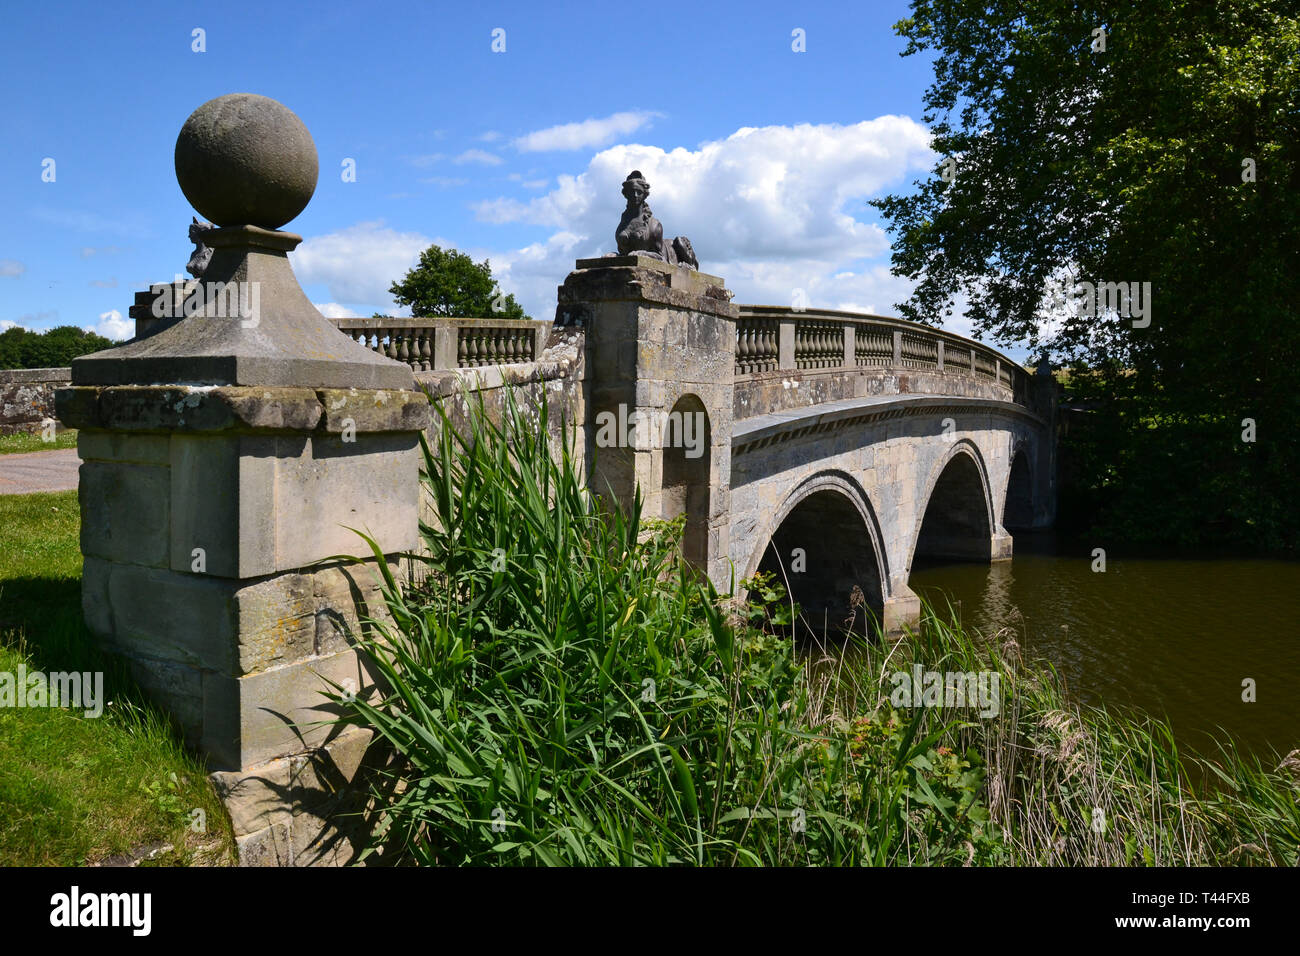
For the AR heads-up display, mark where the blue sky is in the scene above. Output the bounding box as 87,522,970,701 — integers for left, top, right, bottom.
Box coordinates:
1,1,998,351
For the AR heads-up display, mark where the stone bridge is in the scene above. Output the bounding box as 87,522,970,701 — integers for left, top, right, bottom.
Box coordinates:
243,255,1055,637
550,256,1057,636
53,93,1058,863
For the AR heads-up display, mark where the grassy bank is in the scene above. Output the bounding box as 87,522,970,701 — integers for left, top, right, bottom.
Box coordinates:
336,392,1300,866
0,430,78,455
0,490,232,865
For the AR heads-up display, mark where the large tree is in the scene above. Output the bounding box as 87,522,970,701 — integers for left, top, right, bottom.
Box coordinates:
873,0,1300,550
387,244,528,319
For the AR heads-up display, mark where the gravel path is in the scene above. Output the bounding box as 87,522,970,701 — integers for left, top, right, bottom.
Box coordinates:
0,448,81,495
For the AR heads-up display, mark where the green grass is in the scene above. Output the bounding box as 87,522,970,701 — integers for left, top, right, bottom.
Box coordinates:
0,429,78,455
330,390,1300,866
0,490,233,866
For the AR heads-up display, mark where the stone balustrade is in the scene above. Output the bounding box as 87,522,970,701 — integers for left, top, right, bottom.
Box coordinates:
734,305,1029,406
332,317,550,372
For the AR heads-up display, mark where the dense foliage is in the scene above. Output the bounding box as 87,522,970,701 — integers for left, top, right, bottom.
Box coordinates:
0,325,114,369
872,0,1300,551
385,244,529,320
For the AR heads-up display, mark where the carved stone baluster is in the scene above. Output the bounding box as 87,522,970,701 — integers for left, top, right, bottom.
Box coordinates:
457,328,468,367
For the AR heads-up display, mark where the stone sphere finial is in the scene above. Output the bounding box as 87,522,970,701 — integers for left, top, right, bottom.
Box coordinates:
174,93,318,230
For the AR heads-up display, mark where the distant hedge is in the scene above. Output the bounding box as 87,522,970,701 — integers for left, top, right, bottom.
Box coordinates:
0,325,115,370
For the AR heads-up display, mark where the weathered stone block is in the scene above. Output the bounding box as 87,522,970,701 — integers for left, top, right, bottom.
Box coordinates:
107,565,237,672
78,431,171,465
79,461,171,568
201,647,379,771
315,387,431,433
211,757,294,836
235,822,292,867
80,555,114,638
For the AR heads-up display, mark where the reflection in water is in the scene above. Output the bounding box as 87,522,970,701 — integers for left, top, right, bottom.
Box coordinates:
909,532,1300,760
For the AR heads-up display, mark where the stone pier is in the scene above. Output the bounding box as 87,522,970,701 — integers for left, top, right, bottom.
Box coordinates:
557,255,737,586
57,93,429,865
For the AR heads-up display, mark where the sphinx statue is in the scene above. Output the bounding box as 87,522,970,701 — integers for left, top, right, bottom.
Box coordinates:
614,170,698,270
186,216,216,279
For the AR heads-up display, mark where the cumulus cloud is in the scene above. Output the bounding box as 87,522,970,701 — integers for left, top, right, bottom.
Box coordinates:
0,259,25,277
291,117,954,329
514,111,660,152
0,320,19,331
454,149,503,166
292,221,444,309
469,116,937,320
312,302,356,319
90,309,133,340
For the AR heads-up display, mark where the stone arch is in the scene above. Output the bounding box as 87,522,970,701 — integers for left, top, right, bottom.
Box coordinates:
660,393,711,569
1003,443,1034,531
747,472,887,637
909,439,997,569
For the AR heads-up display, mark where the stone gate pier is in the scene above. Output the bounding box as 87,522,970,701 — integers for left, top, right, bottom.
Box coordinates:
56,94,430,865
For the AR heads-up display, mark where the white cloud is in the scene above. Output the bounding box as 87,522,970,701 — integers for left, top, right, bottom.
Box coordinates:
467,116,939,321
89,277,117,288
292,221,444,309
454,149,503,166
0,319,19,331
514,111,660,152
408,153,444,168
478,131,501,142
313,302,355,319
420,176,469,188
90,309,133,341
0,259,25,277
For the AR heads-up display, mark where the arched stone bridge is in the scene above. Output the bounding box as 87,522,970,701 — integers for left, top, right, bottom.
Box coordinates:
551,256,1058,635
325,254,1058,636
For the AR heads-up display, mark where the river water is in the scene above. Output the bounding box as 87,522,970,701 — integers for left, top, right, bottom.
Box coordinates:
908,532,1300,762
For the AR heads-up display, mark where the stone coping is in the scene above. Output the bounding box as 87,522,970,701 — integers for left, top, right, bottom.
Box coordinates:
561,257,737,319
0,367,72,384
56,384,430,434
413,328,585,398
574,254,727,287
732,393,1047,452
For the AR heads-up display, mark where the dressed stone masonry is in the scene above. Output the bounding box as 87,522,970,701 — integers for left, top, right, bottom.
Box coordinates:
56,93,430,866
559,253,736,583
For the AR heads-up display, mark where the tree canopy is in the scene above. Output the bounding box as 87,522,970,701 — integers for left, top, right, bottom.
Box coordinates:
0,325,115,369
873,0,1300,551
387,245,529,320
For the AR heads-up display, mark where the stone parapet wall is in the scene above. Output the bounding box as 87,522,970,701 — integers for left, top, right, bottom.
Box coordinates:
734,365,1017,422
0,367,71,435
